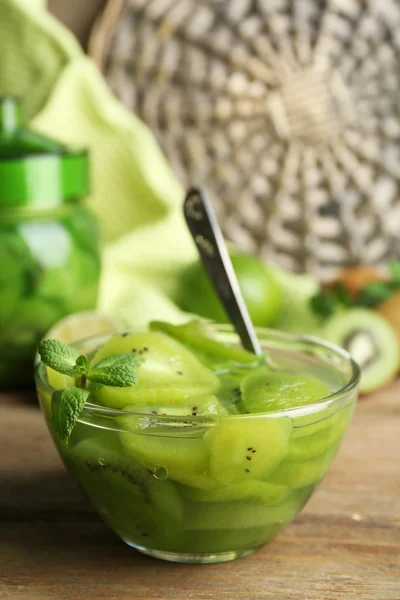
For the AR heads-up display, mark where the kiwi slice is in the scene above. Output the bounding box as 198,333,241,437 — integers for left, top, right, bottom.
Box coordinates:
150,320,261,365
205,416,292,484
287,428,333,461
268,438,342,489
322,309,400,393
119,395,228,419
184,487,309,530
118,409,216,489
287,404,355,460
241,367,330,413
67,432,184,521
289,404,337,438
46,366,75,390
181,480,290,504
91,332,219,407
80,474,188,552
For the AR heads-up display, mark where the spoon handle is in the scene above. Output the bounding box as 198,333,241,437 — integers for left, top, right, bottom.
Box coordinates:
183,187,262,356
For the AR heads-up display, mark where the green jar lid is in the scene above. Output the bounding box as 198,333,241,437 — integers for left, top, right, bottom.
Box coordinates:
0,97,89,209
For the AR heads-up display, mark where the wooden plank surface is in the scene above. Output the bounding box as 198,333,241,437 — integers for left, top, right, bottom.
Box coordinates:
1,385,399,600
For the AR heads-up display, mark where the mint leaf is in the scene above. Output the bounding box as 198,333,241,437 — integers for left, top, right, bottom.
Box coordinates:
51,387,90,443
39,339,89,377
88,353,139,387
356,281,395,307
309,291,337,318
332,282,353,306
39,339,79,373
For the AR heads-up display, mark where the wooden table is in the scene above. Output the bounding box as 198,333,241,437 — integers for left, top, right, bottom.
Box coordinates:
1,385,399,600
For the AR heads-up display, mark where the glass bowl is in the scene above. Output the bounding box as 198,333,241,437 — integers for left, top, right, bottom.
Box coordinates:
35,326,360,564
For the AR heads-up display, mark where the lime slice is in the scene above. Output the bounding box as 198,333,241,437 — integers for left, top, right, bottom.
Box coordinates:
44,311,124,343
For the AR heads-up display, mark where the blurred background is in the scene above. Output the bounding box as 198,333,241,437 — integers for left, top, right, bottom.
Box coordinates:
53,0,400,279
49,0,105,48
2,0,400,394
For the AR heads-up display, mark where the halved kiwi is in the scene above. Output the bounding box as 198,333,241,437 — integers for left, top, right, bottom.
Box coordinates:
322,309,400,393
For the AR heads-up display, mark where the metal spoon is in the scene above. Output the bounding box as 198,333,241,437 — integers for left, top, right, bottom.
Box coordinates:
183,187,262,356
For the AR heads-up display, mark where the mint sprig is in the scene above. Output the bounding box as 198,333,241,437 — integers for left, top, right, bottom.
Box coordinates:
38,339,140,444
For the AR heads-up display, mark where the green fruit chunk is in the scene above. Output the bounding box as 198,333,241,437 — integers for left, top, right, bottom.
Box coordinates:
205,416,292,484
289,407,336,438
176,250,282,326
287,427,333,461
287,404,354,460
185,489,307,530
150,320,262,365
120,395,228,418
181,480,290,504
68,432,184,521
91,332,219,407
118,409,215,489
241,367,330,413
268,441,342,489
46,366,76,391
321,308,400,394
72,458,188,552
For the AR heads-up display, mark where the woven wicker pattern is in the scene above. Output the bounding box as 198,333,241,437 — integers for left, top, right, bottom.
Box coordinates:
99,0,400,279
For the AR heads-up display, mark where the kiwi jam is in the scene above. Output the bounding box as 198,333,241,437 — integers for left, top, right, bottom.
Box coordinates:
36,321,357,561
0,97,100,387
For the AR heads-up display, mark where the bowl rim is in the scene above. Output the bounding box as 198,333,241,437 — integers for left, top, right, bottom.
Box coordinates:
34,325,361,422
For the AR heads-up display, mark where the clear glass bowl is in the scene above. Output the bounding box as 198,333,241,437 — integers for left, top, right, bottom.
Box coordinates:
35,327,360,564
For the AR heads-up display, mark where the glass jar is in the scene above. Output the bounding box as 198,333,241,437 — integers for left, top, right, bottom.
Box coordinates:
0,97,101,387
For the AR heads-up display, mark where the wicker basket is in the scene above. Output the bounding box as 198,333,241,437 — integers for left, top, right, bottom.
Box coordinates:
90,0,400,280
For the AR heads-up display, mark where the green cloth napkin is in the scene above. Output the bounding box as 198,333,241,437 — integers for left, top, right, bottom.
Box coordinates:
0,0,197,328
0,0,80,119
